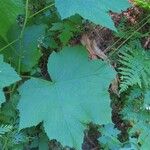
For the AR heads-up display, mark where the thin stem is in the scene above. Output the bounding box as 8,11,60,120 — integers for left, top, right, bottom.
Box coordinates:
2,138,8,150
104,14,150,53
28,3,55,19
20,0,29,38
0,39,19,52
10,0,29,95
10,58,21,97
109,16,150,58
21,75,50,83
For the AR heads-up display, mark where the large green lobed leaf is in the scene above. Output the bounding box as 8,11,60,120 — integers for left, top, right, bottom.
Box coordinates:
18,46,116,149
55,0,131,31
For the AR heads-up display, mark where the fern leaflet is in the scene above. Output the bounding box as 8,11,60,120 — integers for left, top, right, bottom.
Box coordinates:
0,125,12,136
118,41,150,92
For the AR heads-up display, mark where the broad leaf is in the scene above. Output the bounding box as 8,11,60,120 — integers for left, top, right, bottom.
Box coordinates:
1,25,44,72
55,0,131,31
0,55,20,104
18,46,116,149
0,0,23,39
140,134,150,150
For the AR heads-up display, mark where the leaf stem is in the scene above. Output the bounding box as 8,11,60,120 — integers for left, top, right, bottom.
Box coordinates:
10,0,29,96
104,14,150,53
20,0,29,38
109,16,150,57
28,3,55,19
0,39,19,52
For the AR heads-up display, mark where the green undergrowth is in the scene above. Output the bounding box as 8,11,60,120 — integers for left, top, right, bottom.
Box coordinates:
0,0,150,149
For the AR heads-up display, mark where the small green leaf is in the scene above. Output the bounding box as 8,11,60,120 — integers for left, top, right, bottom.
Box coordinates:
50,17,82,45
0,55,20,104
59,30,73,45
18,46,116,149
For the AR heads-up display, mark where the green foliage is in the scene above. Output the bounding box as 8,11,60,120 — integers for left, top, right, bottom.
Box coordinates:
1,24,45,72
120,138,140,150
0,125,12,136
140,133,150,150
0,56,20,105
118,41,150,92
99,124,122,150
144,91,150,109
0,0,23,39
38,133,49,150
55,0,131,31
18,46,116,149
99,124,140,149
121,87,150,149
0,0,149,149
50,15,82,45
134,0,150,9
0,129,29,150
115,18,150,40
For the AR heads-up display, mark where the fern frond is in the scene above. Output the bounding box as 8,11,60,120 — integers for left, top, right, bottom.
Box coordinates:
118,41,150,93
134,0,150,10
0,125,12,136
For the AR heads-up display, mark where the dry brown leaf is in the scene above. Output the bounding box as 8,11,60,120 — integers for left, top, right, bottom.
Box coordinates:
81,34,97,59
92,40,109,60
81,34,108,60
144,37,150,49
